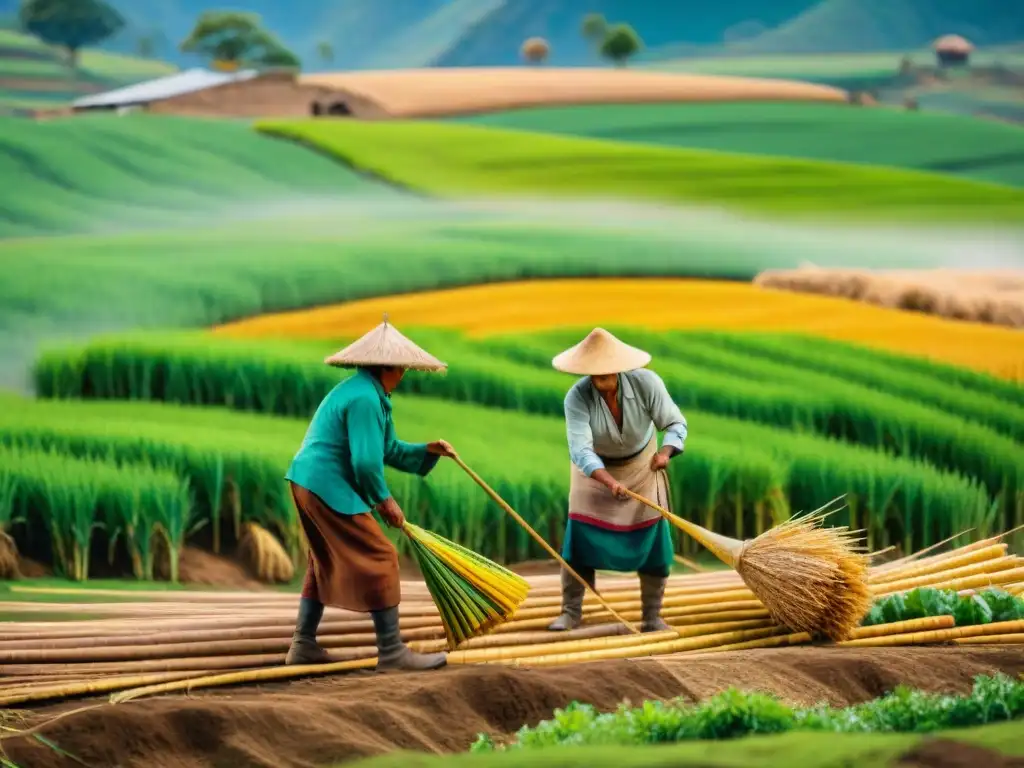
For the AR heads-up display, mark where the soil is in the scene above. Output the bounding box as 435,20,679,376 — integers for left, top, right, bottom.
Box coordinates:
2,646,1022,768
898,739,1024,768
175,547,268,591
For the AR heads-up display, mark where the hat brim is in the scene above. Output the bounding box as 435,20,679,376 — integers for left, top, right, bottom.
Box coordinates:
551,348,651,376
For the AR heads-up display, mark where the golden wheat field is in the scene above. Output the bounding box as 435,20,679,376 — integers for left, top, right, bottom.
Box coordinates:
296,68,848,119
212,279,1024,379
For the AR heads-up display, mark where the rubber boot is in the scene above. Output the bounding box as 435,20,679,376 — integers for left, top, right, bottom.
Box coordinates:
372,606,447,672
547,566,594,631
639,573,672,633
285,597,331,665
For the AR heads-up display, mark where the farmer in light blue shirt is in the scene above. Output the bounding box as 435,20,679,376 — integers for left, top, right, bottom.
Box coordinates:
549,328,687,633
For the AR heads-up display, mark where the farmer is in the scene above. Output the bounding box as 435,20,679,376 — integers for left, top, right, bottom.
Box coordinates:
284,315,454,672
548,328,687,634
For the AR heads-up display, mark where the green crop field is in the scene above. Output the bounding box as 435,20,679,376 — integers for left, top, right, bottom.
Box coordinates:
0,113,393,237
12,322,1018,582
645,49,1024,79
454,103,1024,187
255,119,1024,222
344,717,1024,768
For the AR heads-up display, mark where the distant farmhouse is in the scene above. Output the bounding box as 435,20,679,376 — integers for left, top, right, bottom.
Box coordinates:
67,67,376,118
933,35,974,68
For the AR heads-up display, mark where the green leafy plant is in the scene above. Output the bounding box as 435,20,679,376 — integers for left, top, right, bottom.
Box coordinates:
471,674,1024,751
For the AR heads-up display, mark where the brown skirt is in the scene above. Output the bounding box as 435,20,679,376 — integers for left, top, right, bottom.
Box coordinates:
290,481,400,613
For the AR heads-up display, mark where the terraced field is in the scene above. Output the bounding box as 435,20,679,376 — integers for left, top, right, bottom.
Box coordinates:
0,29,176,114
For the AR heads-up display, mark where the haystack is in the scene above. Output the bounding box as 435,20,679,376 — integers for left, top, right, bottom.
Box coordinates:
0,530,20,579
238,522,295,583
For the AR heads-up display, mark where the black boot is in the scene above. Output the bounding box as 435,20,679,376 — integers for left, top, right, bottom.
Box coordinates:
548,566,594,631
285,597,331,665
639,573,672,632
372,606,447,672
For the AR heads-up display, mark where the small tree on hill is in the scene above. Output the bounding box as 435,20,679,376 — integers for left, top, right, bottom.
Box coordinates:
180,11,297,72
600,23,642,67
317,40,333,65
581,13,607,45
521,36,550,65
18,0,124,69
137,34,155,58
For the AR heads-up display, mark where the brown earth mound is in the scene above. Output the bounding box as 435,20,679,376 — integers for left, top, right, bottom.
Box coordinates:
899,739,1024,768
3,647,1022,768
754,268,1024,328
173,547,268,590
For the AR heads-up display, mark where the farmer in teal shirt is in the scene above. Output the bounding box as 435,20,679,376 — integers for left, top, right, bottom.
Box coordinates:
284,316,455,672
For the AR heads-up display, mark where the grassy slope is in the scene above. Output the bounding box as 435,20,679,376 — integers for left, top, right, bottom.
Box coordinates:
342,721,1024,767
454,103,1024,187
255,119,1024,222
0,29,177,111
0,113,389,237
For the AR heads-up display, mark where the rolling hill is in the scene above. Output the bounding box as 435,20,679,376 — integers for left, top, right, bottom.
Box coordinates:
0,28,176,113
721,0,1024,55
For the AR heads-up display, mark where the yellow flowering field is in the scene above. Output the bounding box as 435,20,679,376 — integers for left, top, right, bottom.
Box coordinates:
212,278,1024,381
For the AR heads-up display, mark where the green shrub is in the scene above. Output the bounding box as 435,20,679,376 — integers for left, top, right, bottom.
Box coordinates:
472,674,1024,751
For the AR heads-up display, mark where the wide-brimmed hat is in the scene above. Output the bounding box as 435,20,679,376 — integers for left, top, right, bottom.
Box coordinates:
324,314,447,372
551,328,651,375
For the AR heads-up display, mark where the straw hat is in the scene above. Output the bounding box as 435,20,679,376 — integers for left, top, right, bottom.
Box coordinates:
551,328,651,375
324,314,447,371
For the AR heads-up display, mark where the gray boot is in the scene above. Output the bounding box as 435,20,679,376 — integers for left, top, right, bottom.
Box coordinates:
548,566,594,631
285,597,332,665
640,573,672,632
372,606,447,672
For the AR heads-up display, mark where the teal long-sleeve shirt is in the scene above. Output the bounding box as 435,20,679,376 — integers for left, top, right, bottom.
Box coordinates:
285,368,439,515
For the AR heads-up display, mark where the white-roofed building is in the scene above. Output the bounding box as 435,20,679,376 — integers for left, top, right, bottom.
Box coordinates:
71,67,260,111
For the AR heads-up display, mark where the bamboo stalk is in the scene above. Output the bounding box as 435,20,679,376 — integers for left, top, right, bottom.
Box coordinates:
108,657,378,705
452,454,641,635
838,619,1024,647
954,633,1024,645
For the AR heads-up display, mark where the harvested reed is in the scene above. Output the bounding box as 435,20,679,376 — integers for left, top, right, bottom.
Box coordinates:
453,454,642,634
626,491,871,641
403,522,530,650
237,522,295,583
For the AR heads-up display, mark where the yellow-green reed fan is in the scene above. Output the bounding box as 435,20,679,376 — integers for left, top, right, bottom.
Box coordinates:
452,455,642,636
624,489,871,642
401,522,530,650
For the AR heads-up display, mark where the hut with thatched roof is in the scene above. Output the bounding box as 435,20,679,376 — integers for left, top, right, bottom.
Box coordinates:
933,34,974,67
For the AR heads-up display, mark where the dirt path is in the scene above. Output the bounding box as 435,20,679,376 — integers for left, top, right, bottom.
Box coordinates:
2,646,1022,768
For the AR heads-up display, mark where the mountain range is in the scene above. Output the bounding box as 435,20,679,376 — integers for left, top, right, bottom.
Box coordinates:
2,0,1021,70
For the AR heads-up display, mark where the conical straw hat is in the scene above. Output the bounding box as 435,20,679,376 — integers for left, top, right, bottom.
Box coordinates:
324,314,447,371
551,328,651,375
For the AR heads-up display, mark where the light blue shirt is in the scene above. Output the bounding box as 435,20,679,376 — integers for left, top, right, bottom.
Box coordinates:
564,368,687,477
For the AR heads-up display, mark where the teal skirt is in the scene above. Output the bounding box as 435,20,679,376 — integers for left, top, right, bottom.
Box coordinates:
560,518,674,573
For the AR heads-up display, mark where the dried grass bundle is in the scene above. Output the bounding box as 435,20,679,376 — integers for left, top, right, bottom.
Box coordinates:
403,522,530,650
237,523,294,584
625,491,870,641
0,530,20,580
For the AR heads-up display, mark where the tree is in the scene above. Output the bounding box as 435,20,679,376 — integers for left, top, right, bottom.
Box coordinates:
581,12,606,44
180,11,297,71
18,0,124,69
600,24,642,67
259,43,301,70
317,40,333,65
137,34,155,59
520,36,549,65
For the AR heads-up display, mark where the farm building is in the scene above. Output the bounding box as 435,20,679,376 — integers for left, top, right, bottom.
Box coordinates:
933,35,974,67
71,68,260,112
67,67,378,119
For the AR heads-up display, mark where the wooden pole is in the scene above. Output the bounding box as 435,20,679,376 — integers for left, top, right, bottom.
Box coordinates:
451,455,641,635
